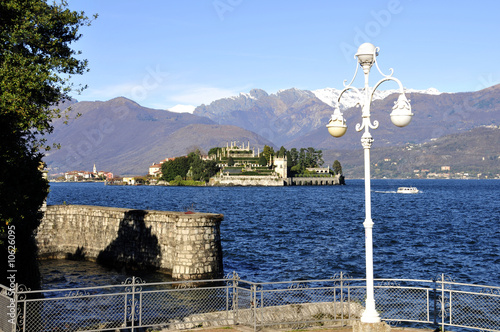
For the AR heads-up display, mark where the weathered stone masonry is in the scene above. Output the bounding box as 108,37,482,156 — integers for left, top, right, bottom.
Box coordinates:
37,205,224,280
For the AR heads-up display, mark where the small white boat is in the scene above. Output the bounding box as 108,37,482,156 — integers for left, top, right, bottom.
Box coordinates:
397,187,419,194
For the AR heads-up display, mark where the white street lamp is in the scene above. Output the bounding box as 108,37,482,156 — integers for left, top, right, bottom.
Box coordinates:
326,43,413,323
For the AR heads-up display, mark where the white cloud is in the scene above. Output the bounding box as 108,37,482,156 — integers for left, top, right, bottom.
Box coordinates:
167,104,196,113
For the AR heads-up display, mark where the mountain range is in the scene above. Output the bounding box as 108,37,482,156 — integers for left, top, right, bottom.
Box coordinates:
44,84,500,176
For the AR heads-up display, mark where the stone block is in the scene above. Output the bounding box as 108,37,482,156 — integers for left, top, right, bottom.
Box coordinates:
353,321,391,332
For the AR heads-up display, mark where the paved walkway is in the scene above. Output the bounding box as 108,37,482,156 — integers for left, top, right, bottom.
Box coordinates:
165,325,435,332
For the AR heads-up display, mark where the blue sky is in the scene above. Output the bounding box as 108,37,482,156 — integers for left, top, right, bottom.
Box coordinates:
68,0,500,111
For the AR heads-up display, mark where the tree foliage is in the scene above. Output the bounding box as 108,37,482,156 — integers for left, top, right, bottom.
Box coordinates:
262,145,274,163
258,155,267,166
189,152,219,182
201,160,220,181
287,148,299,167
161,152,220,183
332,160,343,175
0,0,94,289
1,0,94,148
161,157,191,182
208,147,221,157
285,147,324,174
277,146,286,158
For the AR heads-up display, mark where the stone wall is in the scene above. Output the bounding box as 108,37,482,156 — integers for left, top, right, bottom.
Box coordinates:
38,205,224,280
212,174,343,186
214,175,285,186
291,174,342,185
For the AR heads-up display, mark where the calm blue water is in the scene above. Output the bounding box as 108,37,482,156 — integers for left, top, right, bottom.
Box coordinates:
43,179,500,288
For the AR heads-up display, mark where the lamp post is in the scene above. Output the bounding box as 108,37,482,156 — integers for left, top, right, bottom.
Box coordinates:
326,43,413,323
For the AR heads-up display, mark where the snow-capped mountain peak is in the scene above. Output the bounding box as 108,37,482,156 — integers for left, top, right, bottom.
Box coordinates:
312,87,441,109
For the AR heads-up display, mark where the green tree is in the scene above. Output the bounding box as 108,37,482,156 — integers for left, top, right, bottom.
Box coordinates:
167,153,220,183
290,164,303,174
315,149,324,167
227,156,235,166
297,148,307,169
208,147,221,159
332,160,343,175
258,155,267,166
201,160,220,181
286,147,324,175
161,157,190,181
305,147,315,167
297,147,324,169
287,148,299,167
0,0,94,290
277,146,286,158
189,152,220,182
303,147,323,168
262,145,274,163
189,154,204,181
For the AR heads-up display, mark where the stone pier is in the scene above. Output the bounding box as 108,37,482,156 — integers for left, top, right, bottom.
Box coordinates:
37,205,224,280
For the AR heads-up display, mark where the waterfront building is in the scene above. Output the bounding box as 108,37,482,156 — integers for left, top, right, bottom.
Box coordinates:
149,163,162,176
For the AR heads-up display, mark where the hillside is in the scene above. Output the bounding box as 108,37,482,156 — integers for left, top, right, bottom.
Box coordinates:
44,97,274,175
323,126,500,179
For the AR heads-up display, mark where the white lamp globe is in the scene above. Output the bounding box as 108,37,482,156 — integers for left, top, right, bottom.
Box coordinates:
390,94,413,127
355,43,377,66
326,118,347,138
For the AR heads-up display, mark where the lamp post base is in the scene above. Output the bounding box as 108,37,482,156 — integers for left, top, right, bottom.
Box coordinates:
353,321,391,332
360,307,381,323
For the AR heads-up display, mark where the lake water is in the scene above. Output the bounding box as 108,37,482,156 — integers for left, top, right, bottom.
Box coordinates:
43,179,500,289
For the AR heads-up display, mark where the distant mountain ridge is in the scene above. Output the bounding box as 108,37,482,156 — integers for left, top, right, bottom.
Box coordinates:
194,88,335,147
195,85,500,151
44,84,500,176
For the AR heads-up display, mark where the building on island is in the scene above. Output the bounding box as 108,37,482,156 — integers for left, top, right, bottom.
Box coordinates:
147,141,343,186
306,166,330,174
215,141,256,161
273,155,287,179
210,141,340,186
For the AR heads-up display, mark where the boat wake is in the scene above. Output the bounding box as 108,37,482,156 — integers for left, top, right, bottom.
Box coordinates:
374,190,397,194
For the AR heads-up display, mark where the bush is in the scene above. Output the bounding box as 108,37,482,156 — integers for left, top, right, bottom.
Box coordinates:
169,176,205,186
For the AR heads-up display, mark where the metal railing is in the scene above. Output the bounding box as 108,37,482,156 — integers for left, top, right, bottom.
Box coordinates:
0,273,499,332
